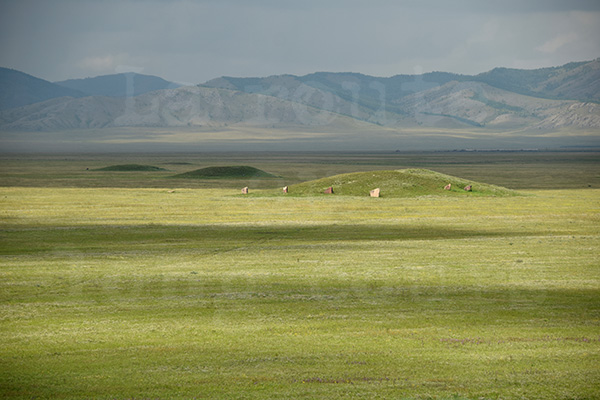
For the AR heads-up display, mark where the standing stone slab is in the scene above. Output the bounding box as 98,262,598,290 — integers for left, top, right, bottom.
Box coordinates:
241,187,249,194
370,188,380,197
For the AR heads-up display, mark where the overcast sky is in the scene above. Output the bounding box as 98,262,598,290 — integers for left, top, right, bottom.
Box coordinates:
1,0,599,84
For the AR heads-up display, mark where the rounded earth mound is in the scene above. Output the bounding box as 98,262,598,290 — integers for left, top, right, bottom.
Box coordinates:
174,166,278,179
287,169,518,197
94,164,167,171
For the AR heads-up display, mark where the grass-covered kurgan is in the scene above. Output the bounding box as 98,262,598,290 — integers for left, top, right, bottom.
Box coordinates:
287,168,517,197
93,164,167,171
174,165,278,179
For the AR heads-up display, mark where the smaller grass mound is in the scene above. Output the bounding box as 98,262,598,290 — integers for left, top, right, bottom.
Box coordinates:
93,164,167,171
174,166,278,179
287,169,519,197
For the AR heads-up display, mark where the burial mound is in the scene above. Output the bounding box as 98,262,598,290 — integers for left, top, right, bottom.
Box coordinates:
93,164,167,171
288,169,518,197
174,166,278,179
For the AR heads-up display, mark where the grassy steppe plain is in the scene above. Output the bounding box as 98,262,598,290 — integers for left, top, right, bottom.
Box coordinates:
1,152,599,399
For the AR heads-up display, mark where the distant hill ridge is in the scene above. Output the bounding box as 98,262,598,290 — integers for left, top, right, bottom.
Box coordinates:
0,68,182,111
203,59,600,108
472,60,600,102
1,59,599,132
0,67,85,111
55,73,182,97
198,59,600,129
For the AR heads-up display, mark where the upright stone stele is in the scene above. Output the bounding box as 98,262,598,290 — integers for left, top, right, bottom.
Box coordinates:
283,186,288,194
242,187,249,194
370,188,380,197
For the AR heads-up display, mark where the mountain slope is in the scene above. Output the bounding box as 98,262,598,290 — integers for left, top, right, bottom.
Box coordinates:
112,85,355,128
202,71,465,124
2,80,599,132
0,67,85,111
394,80,600,129
0,95,123,130
203,74,381,124
0,85,359,131
55,73,182,97
204,60,600,108
473,59,600,102
201,60,600,129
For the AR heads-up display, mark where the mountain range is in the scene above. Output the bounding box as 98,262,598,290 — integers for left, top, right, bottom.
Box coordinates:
0,68,182,111
1,60,599,140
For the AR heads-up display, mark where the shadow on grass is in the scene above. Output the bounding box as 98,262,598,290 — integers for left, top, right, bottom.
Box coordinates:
1,223,540,255
188,223,534,242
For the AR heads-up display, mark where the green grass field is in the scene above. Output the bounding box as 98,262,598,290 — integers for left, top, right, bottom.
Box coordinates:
1,152,599,399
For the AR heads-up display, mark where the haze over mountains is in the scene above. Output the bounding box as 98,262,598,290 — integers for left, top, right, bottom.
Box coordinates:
0,68,86,111
202,60,600,130
55,73,182,98
0,68,182,111
0,60,599,151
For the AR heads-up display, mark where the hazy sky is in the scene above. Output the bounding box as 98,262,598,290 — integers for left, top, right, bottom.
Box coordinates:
1,0,599,84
